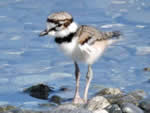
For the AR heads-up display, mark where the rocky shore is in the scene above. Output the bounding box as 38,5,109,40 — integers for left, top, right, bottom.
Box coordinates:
1,87,150,113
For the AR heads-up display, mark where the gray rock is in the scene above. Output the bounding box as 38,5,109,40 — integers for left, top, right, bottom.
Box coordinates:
86,96,110,111
117,95,139,105
104,90,146,106
93,109,108,113
106,104,122,113
104,94,124,104
139,99,150,112
50,104,91,113
96,88,123,96
127,90,146,101
121,103,144,113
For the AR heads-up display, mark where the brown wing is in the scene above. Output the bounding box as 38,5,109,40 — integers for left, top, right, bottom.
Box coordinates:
76,25,120,45
77,25,104,45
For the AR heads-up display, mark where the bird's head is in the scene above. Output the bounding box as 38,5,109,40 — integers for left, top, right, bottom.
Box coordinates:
40,12,78,38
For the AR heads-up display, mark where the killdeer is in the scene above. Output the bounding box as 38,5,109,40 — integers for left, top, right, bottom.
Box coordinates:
40,12,121,104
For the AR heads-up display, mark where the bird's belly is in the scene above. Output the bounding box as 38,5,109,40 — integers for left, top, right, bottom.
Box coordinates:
59,39,108,65
77,40,108,64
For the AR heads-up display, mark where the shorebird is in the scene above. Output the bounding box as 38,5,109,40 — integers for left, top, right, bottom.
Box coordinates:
40,12,120,104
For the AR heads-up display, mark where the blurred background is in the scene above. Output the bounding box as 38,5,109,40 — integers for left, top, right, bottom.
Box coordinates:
0,0,150,110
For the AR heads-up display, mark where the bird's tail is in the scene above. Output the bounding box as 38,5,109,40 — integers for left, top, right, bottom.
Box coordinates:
104,31,121,39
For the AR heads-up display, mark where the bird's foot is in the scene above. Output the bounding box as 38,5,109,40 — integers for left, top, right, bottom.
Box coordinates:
73,97,85,104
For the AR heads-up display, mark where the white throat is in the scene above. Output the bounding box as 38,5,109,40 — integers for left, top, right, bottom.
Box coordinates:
48,22,78,38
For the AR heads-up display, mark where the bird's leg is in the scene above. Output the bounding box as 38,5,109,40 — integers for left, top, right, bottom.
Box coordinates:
73,62,84,104
83,65,93,103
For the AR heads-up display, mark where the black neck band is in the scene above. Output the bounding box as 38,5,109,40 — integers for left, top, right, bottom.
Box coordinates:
55,32,76,44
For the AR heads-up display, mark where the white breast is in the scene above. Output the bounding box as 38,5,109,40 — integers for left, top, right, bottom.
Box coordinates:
58,37,110,65
58,37,78,57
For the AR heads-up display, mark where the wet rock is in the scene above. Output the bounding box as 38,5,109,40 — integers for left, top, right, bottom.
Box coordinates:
86,96,110,111
144,67,150,71
139,99,150,112
117,95,140,105
93,109,108,113
59,86,70,92
104,90,146,106
104,94,124,104
105,104,122,113
4,109,44,113
39,103,56,108
96,88,123,96
50,104,92,113
121,103,144,113
0,105,16,112
49,95,63,104
23,84,54,100
127,90,146,101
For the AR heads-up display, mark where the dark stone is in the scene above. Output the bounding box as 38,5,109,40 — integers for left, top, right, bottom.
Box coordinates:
49,95,63,104
144,67,150,71
139,99,150,112
105,104,122,113
59,86,70,92
121,103,144,113
23,84,54,100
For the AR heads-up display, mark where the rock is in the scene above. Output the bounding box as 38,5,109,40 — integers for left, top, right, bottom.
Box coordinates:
117,95,140,105
4,109,44,113
105,104,122,113
121,103,144,113
144,67,150,71
50,104,92,113
86,96,110,111
139,99,150,112
96,88,123,96
59,86,70,92
93,109,108,113
127,90,146,101
0,105,16,112
39,103,56,108
23,84,54,100
104,90,146,106
104,94,124,104
49,95,63,104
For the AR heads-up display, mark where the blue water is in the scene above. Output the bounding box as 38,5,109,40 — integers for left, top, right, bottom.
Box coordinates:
0,0,150,110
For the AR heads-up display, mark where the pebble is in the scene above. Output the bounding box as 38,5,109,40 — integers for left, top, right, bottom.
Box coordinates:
96,88,123,96
50,104,92,113
86,96,110,111
1,88,149,113
106,104,122,113
139,99,150,112
49,95,63,104
93,109,108,113
127,90,146,101
121,103,144,113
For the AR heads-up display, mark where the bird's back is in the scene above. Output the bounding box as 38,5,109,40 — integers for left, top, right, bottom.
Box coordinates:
76,25,120,45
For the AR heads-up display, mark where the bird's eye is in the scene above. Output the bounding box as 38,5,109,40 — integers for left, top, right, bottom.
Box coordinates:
57,24,62,27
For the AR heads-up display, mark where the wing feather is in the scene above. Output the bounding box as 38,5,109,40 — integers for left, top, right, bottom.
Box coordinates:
76,25,120,45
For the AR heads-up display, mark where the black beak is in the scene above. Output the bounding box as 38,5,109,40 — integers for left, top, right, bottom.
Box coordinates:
39,29,48,37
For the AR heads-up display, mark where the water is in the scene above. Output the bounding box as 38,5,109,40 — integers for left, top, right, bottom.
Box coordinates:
0,0,150,110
